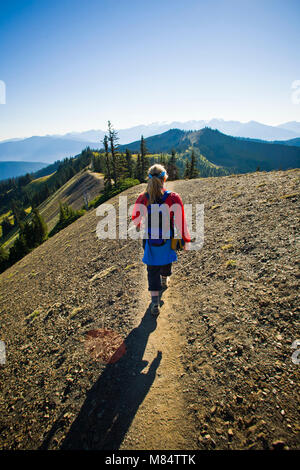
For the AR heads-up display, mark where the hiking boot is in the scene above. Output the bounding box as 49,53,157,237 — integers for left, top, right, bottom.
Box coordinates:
150,302,160,316
161,276,169,290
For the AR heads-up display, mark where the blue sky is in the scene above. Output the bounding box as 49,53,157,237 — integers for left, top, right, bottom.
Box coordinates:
0,0,299,139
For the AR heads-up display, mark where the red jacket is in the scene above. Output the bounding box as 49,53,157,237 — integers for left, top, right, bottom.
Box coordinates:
132,190,191,243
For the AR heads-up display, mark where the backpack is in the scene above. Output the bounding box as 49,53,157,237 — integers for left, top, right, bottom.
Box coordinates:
145,190,173,246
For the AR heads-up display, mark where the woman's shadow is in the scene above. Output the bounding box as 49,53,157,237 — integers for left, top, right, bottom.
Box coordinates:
40,306,162,450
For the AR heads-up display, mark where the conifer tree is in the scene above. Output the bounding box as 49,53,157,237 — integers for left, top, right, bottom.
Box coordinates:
125,148,134,178
189,148,199,179
92,154,96,172
140,135,148,182
1,217,13,238
21,220,36,249
167,149,179,181
118,152,128,180
32,208,48,245
159,153,167,166
9,233,29,264
184,159,190,179
58,201,67,222
135,154,143,182
0,245,9,273
107,121,119,186
11,200,26,227
103,134,112,190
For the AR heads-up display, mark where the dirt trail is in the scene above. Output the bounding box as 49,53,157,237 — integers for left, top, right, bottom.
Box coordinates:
120,182,197,450
120,273,196,450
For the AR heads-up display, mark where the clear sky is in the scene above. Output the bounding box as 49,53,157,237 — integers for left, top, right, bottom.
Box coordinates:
0,0,299,139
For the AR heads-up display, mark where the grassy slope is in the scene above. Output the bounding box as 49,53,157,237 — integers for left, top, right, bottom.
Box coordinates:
1,169,104,248
38,169,104,232
27,172,55,188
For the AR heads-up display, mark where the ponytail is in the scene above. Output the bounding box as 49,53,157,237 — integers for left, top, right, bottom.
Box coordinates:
145,164,168,204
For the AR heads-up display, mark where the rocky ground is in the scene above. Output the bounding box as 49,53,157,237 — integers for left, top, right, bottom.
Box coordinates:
0,169,299,450
0,184,146,450
169,170,300,450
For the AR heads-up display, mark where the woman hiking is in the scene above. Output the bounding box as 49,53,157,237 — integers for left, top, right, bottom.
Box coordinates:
132,164,191,316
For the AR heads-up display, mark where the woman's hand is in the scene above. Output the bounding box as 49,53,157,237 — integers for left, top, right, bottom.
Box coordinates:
184,242,190,251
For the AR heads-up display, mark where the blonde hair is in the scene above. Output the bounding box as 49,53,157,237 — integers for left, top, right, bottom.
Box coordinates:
145,164,168,204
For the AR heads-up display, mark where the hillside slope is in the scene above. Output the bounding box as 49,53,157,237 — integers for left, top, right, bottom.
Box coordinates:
0,169,299,450
2,169,104,251
275,137,300,147
38,169,104,232
120,128,300,172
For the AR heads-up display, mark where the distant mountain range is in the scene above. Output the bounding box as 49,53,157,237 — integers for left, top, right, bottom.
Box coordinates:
120,128,300,173
0,120,299,179
0,119,300,168
0,136,98,165
53,119,300,143
0,161,48,180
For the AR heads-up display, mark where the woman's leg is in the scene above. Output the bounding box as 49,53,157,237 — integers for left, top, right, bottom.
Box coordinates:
160,263,172,288
147,265,161,315
160,263,172,277
147,265,162,297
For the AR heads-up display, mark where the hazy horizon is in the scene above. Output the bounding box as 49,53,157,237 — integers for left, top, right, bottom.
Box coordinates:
1,117,300,143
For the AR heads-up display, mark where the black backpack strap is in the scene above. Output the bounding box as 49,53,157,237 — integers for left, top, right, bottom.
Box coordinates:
145,191,170,204
160,190,171,203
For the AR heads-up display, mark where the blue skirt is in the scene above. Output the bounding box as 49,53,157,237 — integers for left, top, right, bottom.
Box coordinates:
142,238,177,266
